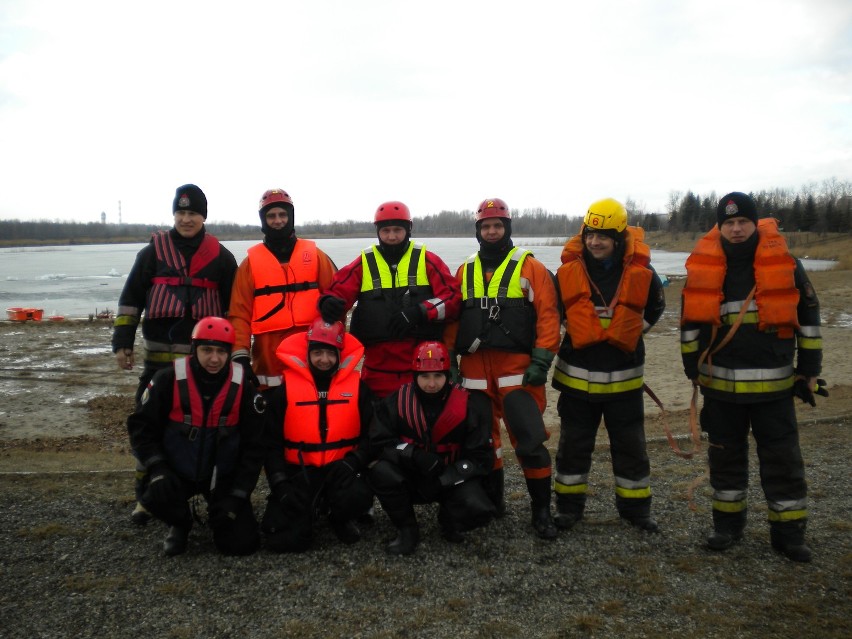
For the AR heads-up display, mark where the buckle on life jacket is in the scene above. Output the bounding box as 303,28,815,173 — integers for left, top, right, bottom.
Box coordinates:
488,305,501,321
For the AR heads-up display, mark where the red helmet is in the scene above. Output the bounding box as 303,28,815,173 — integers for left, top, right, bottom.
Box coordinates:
306,316,345,350
475,198,511,222
191,316,236,347
412,341,450,372
374,201,412,225
259,188,293,213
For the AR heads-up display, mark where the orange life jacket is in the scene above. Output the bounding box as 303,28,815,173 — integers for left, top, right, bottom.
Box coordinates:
681,218,799,337
558,226,652,352
276,330,365,467
247,239,321,335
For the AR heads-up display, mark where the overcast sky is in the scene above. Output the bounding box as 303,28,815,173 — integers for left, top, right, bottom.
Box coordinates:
1,0,850,227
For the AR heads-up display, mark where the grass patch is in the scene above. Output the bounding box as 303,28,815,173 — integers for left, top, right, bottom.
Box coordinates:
17,522,73,539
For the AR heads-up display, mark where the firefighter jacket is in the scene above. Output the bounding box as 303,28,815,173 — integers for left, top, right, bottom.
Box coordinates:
112,228,237,357
370,382,493,475
321,241,461,347
127,357,266,498
228,240,337,386
680,218,822,403
267,330,371,468
552,227,666,400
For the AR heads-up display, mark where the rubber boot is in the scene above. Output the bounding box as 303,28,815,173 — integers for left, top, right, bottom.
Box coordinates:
331,518,361,545
770,519,811,563
527,477,557,540
386,525,420,556
163,526,190,556
483,468,506,518
706,509,746,551
131,502,152,527
554,494,585,531
618,495,659,533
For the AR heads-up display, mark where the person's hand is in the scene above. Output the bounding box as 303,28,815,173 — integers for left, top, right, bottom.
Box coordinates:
142,463,181,506
793,377,829,407
116,348,134,371
522,348,554,387
208,496,246,528
439,459,477,488
412,449,444,478
319,295,346,323
231,355,259,387
388,306,424,338
325,457,360,490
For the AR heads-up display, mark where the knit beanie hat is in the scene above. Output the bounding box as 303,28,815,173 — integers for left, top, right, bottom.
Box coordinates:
717,192,757,228
173,184,208,219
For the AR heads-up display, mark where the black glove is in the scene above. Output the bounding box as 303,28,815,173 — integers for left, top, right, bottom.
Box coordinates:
325,456,360,490
793,377,829,407
449,350,461,385
412,449,444,479
439,459,478,488
142,463,181,507
319,295,346,323
387,305,424,338
231,355,260,388
208,495,246,528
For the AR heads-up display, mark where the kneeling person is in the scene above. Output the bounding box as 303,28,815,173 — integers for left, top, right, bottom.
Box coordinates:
370,341,495,555
128,317,266,557
262,317,375,552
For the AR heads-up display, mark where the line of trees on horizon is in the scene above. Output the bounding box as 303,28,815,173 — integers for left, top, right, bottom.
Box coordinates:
2,179,850,244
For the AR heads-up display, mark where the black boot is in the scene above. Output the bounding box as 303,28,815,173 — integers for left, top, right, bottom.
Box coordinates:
707,508,746,550
131,502,152,526
483,468,506,518
770,520,811,563
532,505,558,540
622,515,660,533
554,494,585,531
163,526,189,556
331,519,361,545
554,510,583,531
386,526,420,556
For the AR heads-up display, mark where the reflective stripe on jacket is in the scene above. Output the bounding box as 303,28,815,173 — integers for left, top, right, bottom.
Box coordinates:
165,358,244,481
681,218,799,337
558,226,652,352
455,248,535,354
247,239,320,335
147,231,223,320
276,331,365,467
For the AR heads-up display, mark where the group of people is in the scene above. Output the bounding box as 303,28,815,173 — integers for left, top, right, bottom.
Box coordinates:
113,184,824,563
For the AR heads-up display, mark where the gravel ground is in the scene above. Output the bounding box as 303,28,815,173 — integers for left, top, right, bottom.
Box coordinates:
1,419,850,639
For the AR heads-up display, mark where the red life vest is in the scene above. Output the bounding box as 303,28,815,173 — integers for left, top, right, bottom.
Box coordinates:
247,239,321,335
276,330,365,467
397,383,469,462
558,226,652,352
165,358,244,480
147,231,223,320
682,218,799,337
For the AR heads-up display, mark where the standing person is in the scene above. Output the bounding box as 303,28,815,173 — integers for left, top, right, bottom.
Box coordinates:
444,198,561,539
551,198,666,533
228,188,337,391
261,317,375,552
369,341,496,555
681,191,823,562
112,184,238,525
127,317,266,557
317,201,461,398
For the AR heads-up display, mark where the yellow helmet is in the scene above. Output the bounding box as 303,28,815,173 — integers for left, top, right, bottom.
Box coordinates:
583,198,628,233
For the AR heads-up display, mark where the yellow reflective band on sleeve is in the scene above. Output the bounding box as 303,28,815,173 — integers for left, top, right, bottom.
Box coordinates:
681,340,699,354
712,499,748,513
113,315,139,327
768,509,808,522
145,351,186,363
615,486,652,499
797,337,822,350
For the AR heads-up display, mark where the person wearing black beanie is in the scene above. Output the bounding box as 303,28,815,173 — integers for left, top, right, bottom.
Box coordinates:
681,190,824,562
227,188,338,394
448,197,562,540
112,185,238,526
